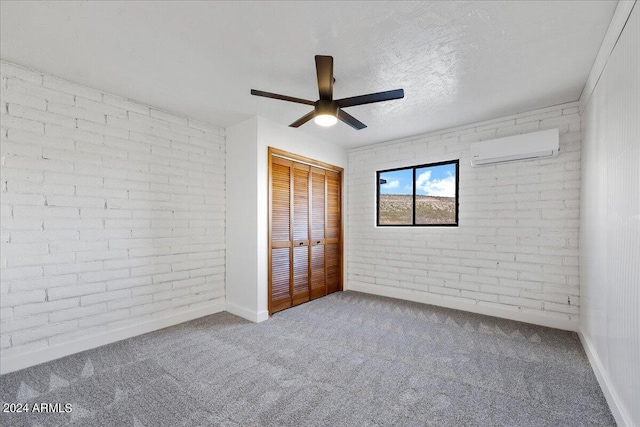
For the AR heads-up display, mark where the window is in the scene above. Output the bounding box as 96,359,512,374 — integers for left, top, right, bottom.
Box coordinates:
377,160,459,226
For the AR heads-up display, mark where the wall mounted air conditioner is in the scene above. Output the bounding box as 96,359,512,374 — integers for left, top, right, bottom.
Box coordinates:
470,128,559,167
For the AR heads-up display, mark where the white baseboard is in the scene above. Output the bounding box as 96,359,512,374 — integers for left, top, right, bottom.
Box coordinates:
579,331,633,427
256,310,269,323
0,301,225,375
225,301,269,323
347,282,579,332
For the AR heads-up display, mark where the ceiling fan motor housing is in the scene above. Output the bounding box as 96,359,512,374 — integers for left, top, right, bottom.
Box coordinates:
315,100,338,117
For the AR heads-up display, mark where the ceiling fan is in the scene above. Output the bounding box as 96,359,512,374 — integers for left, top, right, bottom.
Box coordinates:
251,55,404,130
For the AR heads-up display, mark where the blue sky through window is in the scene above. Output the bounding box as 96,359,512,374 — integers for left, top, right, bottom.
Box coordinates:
380,163,456,197
379,168,413,195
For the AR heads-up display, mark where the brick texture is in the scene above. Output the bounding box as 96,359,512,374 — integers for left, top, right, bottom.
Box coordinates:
0,61,225,357
347,103,581,323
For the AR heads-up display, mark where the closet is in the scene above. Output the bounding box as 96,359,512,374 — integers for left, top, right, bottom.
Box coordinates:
268,148,342,314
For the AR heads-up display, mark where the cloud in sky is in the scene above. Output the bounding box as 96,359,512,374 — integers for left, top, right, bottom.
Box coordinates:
416,170,455,197
382,179,400,189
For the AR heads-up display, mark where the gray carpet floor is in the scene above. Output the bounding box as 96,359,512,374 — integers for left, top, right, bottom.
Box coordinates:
1,291,614,427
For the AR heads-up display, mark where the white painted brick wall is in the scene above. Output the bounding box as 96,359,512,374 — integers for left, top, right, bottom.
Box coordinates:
0,61,225,358
347,102,581,324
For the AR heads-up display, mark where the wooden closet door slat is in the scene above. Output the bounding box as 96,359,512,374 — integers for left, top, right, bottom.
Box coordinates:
270,160,292,313
326,170,341,240
310,245,326,300
293,246,310,305
271,162,291,242
293,166,310,241
291,165,310,305
326,243,340,294
325,169,341,294
311,169,326,241
271,247,292,312
310,168,326,299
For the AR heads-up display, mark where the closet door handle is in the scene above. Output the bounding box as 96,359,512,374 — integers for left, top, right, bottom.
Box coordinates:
299,242,304,245
316,241,321,244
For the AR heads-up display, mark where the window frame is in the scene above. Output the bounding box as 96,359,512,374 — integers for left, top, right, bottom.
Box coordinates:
376,159,460,227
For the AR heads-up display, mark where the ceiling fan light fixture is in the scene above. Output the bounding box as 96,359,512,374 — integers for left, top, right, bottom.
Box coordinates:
314,99,338,127
314,114,338,127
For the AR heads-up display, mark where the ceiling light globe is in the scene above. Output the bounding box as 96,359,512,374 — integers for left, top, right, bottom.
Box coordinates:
314,114,338,127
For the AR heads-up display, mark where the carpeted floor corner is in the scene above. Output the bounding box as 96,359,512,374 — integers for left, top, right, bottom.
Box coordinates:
1,291,615,426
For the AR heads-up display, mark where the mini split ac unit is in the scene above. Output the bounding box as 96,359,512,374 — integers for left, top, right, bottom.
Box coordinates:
470,128,559,167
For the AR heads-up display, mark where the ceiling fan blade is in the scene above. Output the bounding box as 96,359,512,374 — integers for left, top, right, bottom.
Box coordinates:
335,88,404,108
251,89,314,106
315,55,334,101
337,109,367,130
289,111,315,128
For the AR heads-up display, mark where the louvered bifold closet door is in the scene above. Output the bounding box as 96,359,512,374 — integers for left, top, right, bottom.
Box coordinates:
270,157,293,313
325,170,341,294
310,167,327,300
292,164,311,306
269,148,342,315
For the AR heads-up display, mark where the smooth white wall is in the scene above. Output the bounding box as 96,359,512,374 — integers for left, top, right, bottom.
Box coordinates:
225,116,347,321
579,3,639,426
0,61,226,374
347,102,582,331
225,117,259,320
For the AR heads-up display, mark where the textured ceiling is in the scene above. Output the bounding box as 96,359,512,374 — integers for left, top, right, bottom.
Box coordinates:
0,1,616,148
